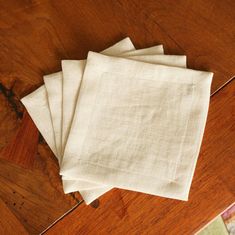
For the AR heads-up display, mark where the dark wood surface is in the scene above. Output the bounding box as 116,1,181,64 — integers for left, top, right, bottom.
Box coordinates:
0,197,28,235
0,112,81,234
0,0,234,234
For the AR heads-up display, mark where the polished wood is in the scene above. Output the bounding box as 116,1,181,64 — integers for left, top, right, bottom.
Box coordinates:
125,0,235,92
46,79,235,235
0,0,234,234
0,111,38,169
0,140,80,234
0,198,28,235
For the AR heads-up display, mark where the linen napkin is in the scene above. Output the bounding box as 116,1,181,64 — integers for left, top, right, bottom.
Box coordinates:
62,52,187,202
21,39,169,195
60,54,186,176
21,39,191,204
61,52,213,202
61,55,186,169
22,49,188,203
61,53,187,203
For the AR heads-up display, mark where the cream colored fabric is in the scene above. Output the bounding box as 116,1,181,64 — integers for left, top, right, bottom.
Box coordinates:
61,52,213,203
43,72,63,163
21,39,173,202
22,39,209,205
61,43,165,154
27,38,135,166
21,46,189,204
42,39,165,162
21,86,58,158
121,45,164,56
63,53,186,204
61,54,185,156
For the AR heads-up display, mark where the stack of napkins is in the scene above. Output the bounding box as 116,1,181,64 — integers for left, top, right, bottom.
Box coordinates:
21,38,213,204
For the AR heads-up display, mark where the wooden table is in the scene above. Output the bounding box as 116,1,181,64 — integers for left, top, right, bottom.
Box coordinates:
0,1,234,234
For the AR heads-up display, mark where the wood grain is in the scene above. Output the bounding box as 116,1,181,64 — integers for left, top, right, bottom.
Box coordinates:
123,0,235,92
0,198,28,235
0,0,234,233
46,79,235,235
0,142,81,234
0,111,38,169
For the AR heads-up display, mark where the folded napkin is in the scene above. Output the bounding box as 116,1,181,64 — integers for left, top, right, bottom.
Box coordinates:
22,38,212,205
22,47,188,204
62,53,187,204
61,51,188,189
61,52,213,202
22,39,173,202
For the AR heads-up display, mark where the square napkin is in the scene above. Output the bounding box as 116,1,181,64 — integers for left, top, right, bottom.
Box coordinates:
61,54,186,174
21,39,173,202
61,52,213,202
61,52,187,204
22,39,198,204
